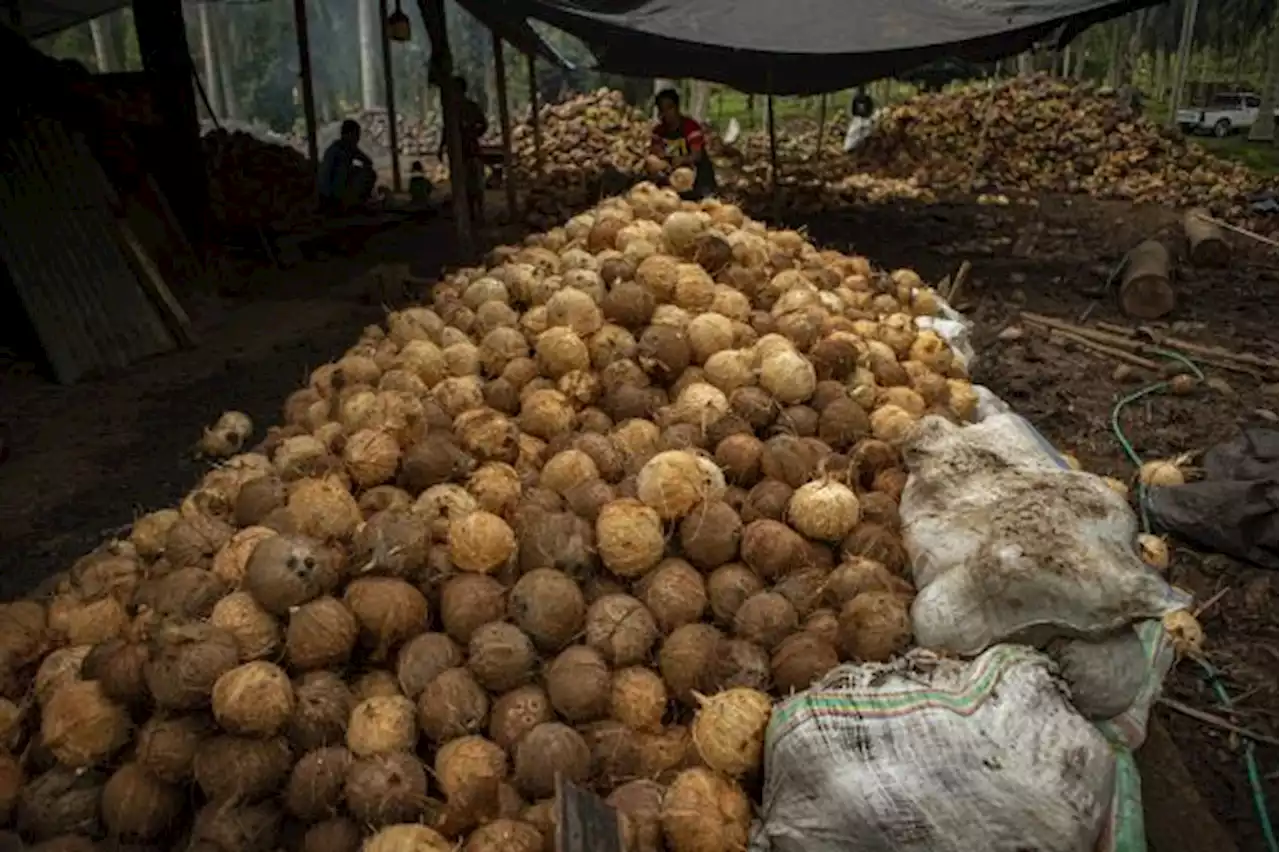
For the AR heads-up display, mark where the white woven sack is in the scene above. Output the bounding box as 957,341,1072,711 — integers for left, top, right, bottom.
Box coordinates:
750,646,1115,852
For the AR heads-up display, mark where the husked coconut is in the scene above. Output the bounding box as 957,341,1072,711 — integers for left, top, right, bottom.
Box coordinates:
837,592,912,662
508,568,586,651
691,688,772,777
639,559,708,633
489,685,554,750
513,723,590,800
546,645,611,723
585,594,659,666
661,768,752,852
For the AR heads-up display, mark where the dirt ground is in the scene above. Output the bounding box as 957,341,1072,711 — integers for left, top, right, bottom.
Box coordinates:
0,191,1275,849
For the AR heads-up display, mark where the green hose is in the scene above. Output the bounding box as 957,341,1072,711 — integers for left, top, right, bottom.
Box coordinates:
1108,350,1277,852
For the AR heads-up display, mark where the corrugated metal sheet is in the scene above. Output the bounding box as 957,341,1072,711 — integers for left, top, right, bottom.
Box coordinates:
0,115,176,384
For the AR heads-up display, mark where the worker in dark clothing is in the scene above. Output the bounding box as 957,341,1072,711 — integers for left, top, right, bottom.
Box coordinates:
318,119,376,214
850,86,875,119
650,87,716,199
437,77,488,225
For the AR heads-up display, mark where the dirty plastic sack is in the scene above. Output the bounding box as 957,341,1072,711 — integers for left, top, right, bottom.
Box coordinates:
749,645,1116,852
1146,428,1278,570
901,414,1189,655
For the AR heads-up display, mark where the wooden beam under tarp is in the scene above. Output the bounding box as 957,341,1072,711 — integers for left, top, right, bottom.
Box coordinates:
291,0,319,169
528,53,543,175
418,0,474,258
492,32,518,221
378,0,402,191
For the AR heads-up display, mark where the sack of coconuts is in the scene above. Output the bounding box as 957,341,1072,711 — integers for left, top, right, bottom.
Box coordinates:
749,645,1122,852
899,413,1190,657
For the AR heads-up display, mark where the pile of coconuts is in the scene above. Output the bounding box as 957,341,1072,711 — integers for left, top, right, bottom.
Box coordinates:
0,182,985,852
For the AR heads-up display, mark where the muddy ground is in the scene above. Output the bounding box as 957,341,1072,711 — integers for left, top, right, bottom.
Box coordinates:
0,191,1275,849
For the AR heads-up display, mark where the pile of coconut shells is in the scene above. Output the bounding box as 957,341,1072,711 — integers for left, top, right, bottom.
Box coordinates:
1,182,982,852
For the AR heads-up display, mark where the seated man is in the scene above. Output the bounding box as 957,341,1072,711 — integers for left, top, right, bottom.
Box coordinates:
650,88,716,199
408,160,432,207
318,119,376,214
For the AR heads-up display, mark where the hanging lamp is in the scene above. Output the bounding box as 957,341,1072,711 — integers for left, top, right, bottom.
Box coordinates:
387,0,411,42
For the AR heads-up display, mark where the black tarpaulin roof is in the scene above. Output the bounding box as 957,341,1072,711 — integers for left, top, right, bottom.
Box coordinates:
472,0,1163,94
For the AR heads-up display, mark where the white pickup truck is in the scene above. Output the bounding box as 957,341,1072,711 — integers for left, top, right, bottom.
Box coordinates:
1176,92,1266,137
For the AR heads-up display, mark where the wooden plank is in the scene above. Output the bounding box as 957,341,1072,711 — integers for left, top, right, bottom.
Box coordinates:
117,219,197,347
555,777,623,852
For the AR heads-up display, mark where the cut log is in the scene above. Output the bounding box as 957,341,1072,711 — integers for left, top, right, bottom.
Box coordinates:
1182,209,1229,267
1119,241,1175,320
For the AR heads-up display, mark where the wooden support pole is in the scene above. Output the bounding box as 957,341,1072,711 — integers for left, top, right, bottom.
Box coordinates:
492,32,518,221
378,0,401,191
1183,208,1228,266
292,0,319,169
1119,240,1175,319
766,85,779,219
1167,0,1200,129
528,53,543,175
814,93,827,160
418,0,473,257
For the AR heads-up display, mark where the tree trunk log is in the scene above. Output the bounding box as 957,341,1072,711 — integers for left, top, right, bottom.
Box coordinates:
1120,240,1175,319
359,0,380,109
1182,209,1228,267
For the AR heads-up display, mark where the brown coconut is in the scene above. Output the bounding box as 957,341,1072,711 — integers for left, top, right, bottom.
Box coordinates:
302,818,362,852
34,645,91,707
135,715,210,783
637,325,692,385
489,685,554,751
212,661,295,736
740,479,792,523
513,723,590,800
740,519,808,581
608,780,665,852
346,695,417,757
841,523,908,575
435,734,508,813
691,688,772,777
130,508,181,560
826,557,912,606
0,752,20,826
858,491,901,530
817,398,871,451
564,478,616,521
190,800,282,852
351,508,430,579
287,477,362,541
585,594,659,666
596,499,665,578
710,638,771,691
193,734,292,801
145,623,240,711
417,667,489,743
678,501,743,570
289,672,356,751
661,768,751,852
715,434,764,486
352,670,402,701
134,567,227,621
244,533,341,615
342,577,429,661
771,632,840,694
17,766,105,840
439,574,506,646
659,624,723,705
468,623,537,692
362,825,452,852
100,762,183,841
284,746,353,821
209,591,281,662
465,819,544,852
400,439,476,493
467,463,523,515
345,751,429,826
284,591,358,670
759,435,822,488
545,645,611,723
165,513,233,568
40,680,130,767
515,507,596,576
733,592,799,651
609,667,668,733
396,633,464,699
837,592,912,662
706,564,765,627
508,568,587,652
449,512,516,575
639,559,708,634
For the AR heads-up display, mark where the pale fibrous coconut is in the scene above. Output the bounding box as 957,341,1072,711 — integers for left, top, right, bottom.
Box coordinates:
636,451,716,520
1137,534,1170,573
691,688,772,777
1138,459,1186,487
788,480,861,541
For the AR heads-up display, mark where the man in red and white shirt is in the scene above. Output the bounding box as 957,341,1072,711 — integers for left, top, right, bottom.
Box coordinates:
650,88,717,199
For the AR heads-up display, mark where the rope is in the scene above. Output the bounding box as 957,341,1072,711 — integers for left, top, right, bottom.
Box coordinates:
1108,349,1277,851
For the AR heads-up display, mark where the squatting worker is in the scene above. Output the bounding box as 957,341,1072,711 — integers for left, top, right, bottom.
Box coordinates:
318,119,376,213
650,88,717,199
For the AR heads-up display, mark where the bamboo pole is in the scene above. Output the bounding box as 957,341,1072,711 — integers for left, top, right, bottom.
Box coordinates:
528,53,543,175
492,32,518,221
291,0,319,169
1167,0,1200,129
378,0,401,191
418,0,473,257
